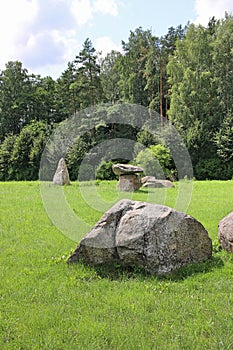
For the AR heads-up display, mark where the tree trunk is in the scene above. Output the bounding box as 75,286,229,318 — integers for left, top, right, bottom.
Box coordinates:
159,55,163,126
165,74,168,123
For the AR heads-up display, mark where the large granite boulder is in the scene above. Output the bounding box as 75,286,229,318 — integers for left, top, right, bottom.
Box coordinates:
53,158,70,185
141,176,174,188
112,164,144,191
218,212,233,253
68,199,212,274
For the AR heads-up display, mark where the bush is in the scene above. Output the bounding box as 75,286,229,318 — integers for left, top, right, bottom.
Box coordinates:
195,158,233,180
66,135,92,181
135,144,176,179
96,160,117,180
0,121,51,181
0,134,16,181
78,163,95,181
11,121,51,180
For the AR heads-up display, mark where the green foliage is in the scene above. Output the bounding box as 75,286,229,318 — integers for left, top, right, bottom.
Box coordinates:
78,163,95,181
149,144,172,169
215,113,233,162
195,158,233,180
0,62,64,142
213,14,233,115
0,134,17,180
167,15,233,179
0,61,31,139
100,51,122,103
75,38,103,108
135,144,174,178
96,160,117,180
120,27,157,106
136,128,161,147
6,121,51,180
66,135,92,181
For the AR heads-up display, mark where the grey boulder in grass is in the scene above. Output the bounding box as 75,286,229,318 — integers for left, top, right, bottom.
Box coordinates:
53,158,70,185
218,212,233,253
141,176,174,188
68,199,212,274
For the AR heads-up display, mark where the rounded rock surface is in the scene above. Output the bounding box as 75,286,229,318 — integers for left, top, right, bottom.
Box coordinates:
218,211,233,253
112,163,144,176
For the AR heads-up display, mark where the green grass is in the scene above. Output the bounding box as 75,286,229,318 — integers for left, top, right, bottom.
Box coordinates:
0,180,233,349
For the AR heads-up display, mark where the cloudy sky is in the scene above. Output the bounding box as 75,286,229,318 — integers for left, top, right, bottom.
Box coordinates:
0,0,232,78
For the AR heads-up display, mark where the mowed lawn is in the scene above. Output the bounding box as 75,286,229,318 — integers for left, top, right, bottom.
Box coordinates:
0,180,233,350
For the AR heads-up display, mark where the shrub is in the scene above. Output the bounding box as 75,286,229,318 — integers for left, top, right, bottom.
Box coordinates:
195,158,233,180
78,163,95,181
0,121,51,181
0,134,16,181
96,160,117,180
135,144,176,179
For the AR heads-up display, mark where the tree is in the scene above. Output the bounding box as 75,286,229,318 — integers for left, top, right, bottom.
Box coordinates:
100,50,122,103
144,38,160,112
215,113,233,162
66,134,93,180
160,25,187,119
10,121,51,180
27,74,63,125
74,38,103,109
0,61,31,140
0,134,16,180
119,27,155,106
213,14,233,121
0,62,62,142
57,62,79,117
167,23,218,164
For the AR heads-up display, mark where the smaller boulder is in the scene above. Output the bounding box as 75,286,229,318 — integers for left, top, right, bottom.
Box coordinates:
141,176,156,184
53,158,70,185
141,176,174,188
218,212,233,253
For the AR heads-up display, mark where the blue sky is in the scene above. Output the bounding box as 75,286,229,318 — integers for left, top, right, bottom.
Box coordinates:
0,0,232,78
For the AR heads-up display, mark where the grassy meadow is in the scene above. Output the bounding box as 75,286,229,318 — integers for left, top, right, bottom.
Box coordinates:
0,180,233,349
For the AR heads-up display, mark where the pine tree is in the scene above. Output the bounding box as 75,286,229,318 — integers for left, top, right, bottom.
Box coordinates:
75,38,102,109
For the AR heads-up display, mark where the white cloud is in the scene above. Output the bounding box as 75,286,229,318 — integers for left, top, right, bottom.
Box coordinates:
194,0,233,25
93,0,119,16
0,0,38,67
70,0,120,25
95,36,121,56
70,0,93,26
0,0,123,78
18,30,67,67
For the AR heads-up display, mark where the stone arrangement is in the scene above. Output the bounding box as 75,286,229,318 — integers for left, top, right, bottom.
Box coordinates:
141,176,174,188
68,199,212,274
53,158,70,185
218,211,233,253
112,164,143,191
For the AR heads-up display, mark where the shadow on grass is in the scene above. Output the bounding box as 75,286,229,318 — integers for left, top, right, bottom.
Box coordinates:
72,254,224,282
158,255,224,282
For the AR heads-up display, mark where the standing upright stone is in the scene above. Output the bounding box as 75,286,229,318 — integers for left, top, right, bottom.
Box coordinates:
53,158,70,185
